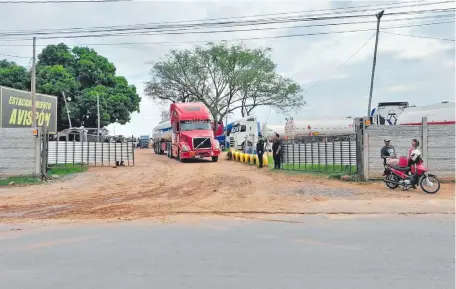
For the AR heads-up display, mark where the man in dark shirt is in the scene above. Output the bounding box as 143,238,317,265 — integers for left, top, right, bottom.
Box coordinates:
380,138,397,165
256,135,265,168
272,133,282,169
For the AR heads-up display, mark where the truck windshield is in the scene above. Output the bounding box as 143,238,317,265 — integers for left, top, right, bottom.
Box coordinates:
180,121,211,131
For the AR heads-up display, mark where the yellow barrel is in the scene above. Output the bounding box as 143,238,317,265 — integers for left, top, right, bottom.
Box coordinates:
263,155,269,167
239,153,244,163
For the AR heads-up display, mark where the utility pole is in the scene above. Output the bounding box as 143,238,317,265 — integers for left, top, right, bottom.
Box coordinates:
62,91,72,128
97,94,101,142
367,10,384,117
31,37,37,128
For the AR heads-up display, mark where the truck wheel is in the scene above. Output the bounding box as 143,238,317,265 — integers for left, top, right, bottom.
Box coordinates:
177,148,182,162
211,156,218,162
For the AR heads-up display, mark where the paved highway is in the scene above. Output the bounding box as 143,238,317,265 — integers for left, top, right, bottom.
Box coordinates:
0,215,454,289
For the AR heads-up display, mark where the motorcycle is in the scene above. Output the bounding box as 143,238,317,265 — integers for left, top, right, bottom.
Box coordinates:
383,149,440,194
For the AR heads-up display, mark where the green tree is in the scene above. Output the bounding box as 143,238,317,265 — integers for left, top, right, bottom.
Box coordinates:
0,60,30,90
36,43,140,130
145,42,304,128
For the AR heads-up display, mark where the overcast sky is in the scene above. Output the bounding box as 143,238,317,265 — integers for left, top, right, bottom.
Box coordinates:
0,0,454,136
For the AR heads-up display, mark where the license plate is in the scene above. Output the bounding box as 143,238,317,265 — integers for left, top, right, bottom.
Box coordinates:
199,154,205,158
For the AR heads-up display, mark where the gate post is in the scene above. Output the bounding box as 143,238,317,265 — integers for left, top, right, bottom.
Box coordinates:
40,128,49,180
354,118,365,180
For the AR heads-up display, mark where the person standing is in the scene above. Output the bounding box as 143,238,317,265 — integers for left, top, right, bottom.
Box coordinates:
256,135,265,168
272,133,282,169
408,138,420,158
380,138,398,166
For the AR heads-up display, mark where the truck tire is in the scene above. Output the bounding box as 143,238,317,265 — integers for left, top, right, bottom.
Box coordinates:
211,156,218,162
177,148,182,162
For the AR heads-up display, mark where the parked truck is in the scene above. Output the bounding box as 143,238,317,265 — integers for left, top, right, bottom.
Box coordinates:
152,102,221,162
138,135,150,148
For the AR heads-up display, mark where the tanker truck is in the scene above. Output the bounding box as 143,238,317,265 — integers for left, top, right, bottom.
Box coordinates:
285,116,355,139
152,102,221,162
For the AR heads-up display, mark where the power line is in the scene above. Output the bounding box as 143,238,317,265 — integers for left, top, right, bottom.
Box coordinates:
1,20,453,47
3,11,453,40
1,0,446,34
1,8,454,41
382,30,456,41
0,52,30,58
303,32,377,93
0,3,453,37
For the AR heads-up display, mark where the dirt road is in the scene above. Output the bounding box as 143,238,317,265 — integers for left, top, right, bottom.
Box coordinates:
0,150,454,222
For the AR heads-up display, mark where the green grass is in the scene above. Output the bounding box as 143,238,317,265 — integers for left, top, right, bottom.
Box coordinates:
0,176,41,186
267,156,357,174
48,165,87,176
0,164,88,187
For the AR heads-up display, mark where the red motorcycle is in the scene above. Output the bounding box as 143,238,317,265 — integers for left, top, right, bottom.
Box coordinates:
383,150,440,194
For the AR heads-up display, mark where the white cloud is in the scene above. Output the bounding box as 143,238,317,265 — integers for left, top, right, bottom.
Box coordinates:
0,0,454,135
386,84,415,92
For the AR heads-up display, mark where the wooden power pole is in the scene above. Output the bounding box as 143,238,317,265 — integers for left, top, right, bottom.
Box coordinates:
31,36,37,128
367,10,384,117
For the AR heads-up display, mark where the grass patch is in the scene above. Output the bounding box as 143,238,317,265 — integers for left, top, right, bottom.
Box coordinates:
48,164,87,176
0,176,41,186
0,164,88,187
267,156,357,174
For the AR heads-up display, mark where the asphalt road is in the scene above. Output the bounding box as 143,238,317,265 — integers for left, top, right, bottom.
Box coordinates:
0,215,454,289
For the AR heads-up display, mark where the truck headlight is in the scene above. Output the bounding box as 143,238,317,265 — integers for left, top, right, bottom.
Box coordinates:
181,144,190,152
214,140,220,149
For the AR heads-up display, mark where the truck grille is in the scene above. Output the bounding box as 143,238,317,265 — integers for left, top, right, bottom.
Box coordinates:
193,137,212,149
230,137,235,148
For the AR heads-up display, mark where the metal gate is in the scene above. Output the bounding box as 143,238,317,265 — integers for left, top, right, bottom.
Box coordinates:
40,131,135,178
281,134,357,173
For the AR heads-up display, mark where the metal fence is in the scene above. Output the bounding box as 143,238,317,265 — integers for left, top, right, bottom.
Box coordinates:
44,132,135,168
281,135,357,173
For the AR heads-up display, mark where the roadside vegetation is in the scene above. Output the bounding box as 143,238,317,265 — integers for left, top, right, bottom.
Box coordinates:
0,165,87,186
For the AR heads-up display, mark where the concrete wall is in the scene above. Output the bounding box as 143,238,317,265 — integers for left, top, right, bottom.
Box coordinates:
363,121,455,179
0,128,40,177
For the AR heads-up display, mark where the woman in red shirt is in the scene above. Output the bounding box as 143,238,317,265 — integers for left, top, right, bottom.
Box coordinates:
408,139,420,158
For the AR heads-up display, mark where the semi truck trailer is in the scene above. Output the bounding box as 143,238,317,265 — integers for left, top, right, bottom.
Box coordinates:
152,102,221,162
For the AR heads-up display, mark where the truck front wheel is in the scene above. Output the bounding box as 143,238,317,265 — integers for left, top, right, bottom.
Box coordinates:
211,156,218,162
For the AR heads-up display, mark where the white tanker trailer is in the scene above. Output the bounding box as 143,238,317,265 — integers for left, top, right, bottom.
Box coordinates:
262,124,285,138
152,120,172,142
397,102,455,125
285,117,355,139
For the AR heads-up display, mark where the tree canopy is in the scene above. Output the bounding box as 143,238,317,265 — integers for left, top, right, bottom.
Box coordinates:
0,60,30,90
145,42,304,125
0,43,140,131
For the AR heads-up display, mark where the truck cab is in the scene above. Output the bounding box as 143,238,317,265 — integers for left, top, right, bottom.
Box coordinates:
226,116,259,153
138,135,150,148
169,102,221,162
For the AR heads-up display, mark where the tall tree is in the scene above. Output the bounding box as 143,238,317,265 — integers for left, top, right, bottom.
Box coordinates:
160,109,169,122
0,60,30,90
35,43,140,130
145,42,304,128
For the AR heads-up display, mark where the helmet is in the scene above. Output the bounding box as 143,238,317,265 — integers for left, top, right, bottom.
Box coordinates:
410,149,422,162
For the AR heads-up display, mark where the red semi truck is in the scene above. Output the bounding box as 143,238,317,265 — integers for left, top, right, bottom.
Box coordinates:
152,102,221,162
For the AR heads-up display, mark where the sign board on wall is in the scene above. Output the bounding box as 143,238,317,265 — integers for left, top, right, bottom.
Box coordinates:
0,86,58,133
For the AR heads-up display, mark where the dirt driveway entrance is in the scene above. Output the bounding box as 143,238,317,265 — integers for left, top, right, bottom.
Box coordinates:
0,150,454,222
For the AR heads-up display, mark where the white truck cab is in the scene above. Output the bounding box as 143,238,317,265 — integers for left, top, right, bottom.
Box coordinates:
226,116,259,152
